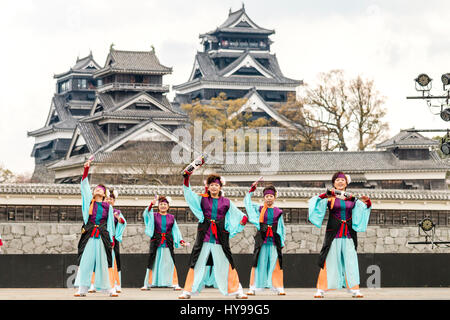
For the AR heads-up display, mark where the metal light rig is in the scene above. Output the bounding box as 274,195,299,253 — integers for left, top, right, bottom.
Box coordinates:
407,217,450,249
407,73,450,155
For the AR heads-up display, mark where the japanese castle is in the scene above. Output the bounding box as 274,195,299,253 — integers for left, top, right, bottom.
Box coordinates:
173,5,303,129
28,47,189,184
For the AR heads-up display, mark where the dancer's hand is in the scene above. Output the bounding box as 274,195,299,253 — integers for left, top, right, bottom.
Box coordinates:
151,195,158,206
249,176,263,193
84,160,92,168
320,189,334,199
183,170,192,178
85,155,94,168
360,195,369,203
359,195,371,208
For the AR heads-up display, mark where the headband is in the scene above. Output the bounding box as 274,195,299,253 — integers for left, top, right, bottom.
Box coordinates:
159,196,172,205
263,189,276,196
210,178,222,186
336,173,347,180
335,173,351,184
95,185,106,193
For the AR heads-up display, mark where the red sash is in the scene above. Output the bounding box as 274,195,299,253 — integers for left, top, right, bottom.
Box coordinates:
338,219,351,238
160,233,167,246
210,219,218,239
90,225,100,238
266,225,274,238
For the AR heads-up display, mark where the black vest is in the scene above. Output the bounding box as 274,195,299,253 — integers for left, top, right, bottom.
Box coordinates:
147,231,175,269
77,221,113,268
188,216,235,269
252,222,284,269
317,213,358,269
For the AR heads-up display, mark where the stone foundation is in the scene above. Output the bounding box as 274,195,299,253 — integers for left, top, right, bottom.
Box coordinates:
1,223,449,254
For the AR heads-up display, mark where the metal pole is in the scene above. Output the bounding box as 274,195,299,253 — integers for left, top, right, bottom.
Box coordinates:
406,95,449,99
408,241,450,244
403,129,449,133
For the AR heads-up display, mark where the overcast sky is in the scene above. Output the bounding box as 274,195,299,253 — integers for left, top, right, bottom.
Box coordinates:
1,0,449,175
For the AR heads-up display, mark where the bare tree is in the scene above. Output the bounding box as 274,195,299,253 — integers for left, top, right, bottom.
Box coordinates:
296,70,388,151
278,93,322,151
348,76,389,150
301,70,353,151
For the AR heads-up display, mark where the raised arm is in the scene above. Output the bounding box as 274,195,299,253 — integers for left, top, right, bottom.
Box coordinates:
244,178,263,228
80,161,93,224
244,191,262,229
183,174,204,222
143,202,156,238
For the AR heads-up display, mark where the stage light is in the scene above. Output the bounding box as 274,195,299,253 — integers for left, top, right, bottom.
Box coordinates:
415,73,432,87
441,140,450,155
408,217,450,249
419,218,434,232
440,108,450,121
441,73,450,87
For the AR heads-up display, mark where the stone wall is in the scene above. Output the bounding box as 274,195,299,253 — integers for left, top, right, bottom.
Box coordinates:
1,223,449,254
31,163,56,183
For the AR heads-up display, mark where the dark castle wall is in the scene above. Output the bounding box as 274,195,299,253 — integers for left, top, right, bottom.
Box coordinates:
0,254,448,288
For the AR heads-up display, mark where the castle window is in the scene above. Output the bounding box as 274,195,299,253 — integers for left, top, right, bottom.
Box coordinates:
69,109,90,117
235,20,252,28
249,40,258,48
135,104,151,110
59,81,69,93
94,104,104,113
234,67,264,77
193,69,202,80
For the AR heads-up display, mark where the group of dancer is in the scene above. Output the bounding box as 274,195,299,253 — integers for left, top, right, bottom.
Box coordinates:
73,158,372,299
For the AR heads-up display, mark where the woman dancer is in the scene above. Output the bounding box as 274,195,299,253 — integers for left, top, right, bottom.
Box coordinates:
141,195,186,290
244,180,286,295
74,159,117,297
178,171,248,299
89,188,127,294
309,172,372,298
